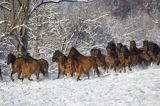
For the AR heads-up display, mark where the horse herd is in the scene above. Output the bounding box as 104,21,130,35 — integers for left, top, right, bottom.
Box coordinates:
0,40,160,81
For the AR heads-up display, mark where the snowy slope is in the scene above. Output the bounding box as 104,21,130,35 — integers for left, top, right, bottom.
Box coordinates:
0,65,160,106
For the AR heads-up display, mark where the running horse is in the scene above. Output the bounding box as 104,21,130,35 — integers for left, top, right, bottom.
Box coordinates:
90,48,107,70
7,53,46,81
68,47,100,81
105,41,120,72
143,40,160,65
52,50,75,78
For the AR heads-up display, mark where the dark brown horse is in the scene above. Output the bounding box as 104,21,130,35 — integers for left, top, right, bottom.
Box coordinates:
7,53,46,81
139,44,152,66
68,47,100,81
90,48,107,70
129,40,141,55
116,45,133,72
105,41,120,72
116,43,123,53
143,40,160,64
105,47,119,72
52,50,75,78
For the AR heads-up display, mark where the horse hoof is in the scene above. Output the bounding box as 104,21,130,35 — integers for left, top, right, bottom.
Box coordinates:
11,79,14,82
77,79,81,81
29,79,33,81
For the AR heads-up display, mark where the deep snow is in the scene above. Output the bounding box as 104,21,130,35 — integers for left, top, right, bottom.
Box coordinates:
0,64,160,106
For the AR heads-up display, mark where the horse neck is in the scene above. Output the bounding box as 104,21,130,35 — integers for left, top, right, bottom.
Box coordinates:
69,48,83,58
116,48,121,54
11,58,16,66
59,55,67,65
96,54,102,58
107,51,112,56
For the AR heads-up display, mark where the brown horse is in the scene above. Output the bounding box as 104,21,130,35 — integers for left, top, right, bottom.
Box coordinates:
52,50,74,78
90,48,107,70
7,53,45,81
68,47,100,81
38,59,49,77
143,40,160,65
129,40,146,65
139,44,152,66
116,45,133,72
116,43,123,53
105,47,119,72
129,40,141,54
0,66,2,80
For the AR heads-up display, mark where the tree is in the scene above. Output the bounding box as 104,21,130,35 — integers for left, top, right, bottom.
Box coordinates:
0,0,81,56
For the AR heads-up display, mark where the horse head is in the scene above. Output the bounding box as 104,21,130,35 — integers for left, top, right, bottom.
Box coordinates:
7,53,16,65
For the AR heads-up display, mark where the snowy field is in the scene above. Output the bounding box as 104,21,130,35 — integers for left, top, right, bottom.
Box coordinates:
0,64,160,106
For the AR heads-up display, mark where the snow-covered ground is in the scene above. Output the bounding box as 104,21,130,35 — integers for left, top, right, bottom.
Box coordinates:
0,64,160,106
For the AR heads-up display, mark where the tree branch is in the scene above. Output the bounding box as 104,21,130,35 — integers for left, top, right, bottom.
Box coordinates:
28,0,79,17
0,2,11,11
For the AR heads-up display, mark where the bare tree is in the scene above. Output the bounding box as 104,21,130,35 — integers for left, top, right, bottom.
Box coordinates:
0,0,80,56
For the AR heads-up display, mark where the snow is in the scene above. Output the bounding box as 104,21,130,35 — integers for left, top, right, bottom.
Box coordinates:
0,64,160,106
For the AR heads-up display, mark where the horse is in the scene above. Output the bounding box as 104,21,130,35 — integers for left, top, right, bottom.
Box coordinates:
37,59,49,77
90,48,107,70
7,53,45,81
107,41,117,54
139,44,152,66
116,43,123,53
68,47,100,81
0,66,2,80
129,40,141,55
116,44,132,72
52,50,75,78
105,47,120,72
143,40,160,64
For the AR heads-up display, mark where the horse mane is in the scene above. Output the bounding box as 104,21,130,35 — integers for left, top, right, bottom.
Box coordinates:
68,47,82,58
7,53,17,64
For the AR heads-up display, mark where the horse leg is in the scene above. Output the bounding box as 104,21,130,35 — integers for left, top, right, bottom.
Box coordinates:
62,71,67,77
113,65,116,72
87,72,90,79
70,68,74,77
95,67,100,77
128,65,132,71
57,69,61,79
104,64,109,73
36,73,39,80
11,71,16,81
18,71,22,80
93,64,100,77
28,74,33,81
77,72,81,81
118,64,122,73
71,71,74,77
21,73,25,82
106,67,108,73
157,61,160,65
21,77,24,82
124,65,126,73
